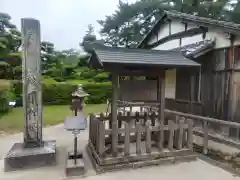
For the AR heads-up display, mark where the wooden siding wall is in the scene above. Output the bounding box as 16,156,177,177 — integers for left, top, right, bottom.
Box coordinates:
173,50,232,120
119,79,203,114
175,67,199,101
119,80,157,101
197,50,230,120
233,46,240,121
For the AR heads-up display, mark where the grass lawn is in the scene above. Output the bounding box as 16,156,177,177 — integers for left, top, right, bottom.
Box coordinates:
0,104,107,134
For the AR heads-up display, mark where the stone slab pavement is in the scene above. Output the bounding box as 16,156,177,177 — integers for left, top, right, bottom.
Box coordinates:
0,124,240,180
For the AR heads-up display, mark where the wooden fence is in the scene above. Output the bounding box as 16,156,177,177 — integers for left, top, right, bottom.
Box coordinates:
89,111,194,165
165,109,240,154
105,101,240,156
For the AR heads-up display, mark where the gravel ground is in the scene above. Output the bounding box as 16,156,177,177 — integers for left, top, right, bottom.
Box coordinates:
0,124,240,180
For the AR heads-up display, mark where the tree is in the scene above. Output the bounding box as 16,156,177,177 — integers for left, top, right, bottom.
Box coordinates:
98,0,172,47
78,24,99,67
80,24,97,53
41,41,56,72
0,12,21,58
0,12,21,79
86,24,95,36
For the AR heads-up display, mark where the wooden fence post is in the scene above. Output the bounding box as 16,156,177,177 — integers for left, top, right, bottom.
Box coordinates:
136,121,141,155
95,117,99,150
151,112,156,126
140,106,143,114
124,121,130,156
98,113,105,157
174,116,179,147
143,112,148,126
168,120,174,150
135,111,140,124
130,104,133,115
177,119,184,150
89,114,93,143
237,128,239,141
146,120,152,153
203,120,208,154
118,112,122,129
123,106,126,116
158,122,164,151
187,119,193,151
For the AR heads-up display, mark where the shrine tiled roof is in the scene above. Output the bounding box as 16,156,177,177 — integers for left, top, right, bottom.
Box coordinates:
89,45,200,69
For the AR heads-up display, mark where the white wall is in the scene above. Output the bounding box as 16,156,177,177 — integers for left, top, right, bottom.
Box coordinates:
187,23,198,30
153,39,179,50
148,21,202,47
147,20,240,50
171,20,185,34
181,34,203,46
206,29,230,48
148,34,157,45
157,22,170,40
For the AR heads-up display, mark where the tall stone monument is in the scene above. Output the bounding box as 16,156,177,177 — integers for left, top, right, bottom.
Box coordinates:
4,18,56,171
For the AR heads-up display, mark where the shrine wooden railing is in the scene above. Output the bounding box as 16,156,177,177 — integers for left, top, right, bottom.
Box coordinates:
165,109,240,154
165,98,203,115
105,101,240,156
110,99,203,115
89,111,194,165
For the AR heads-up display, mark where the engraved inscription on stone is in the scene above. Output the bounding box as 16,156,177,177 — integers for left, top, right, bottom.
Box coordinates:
22,18,42,145
27,91,38,140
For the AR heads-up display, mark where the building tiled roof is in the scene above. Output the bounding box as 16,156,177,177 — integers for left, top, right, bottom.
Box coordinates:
171,39,215,58
166,11,240,32
138,10,240,48
89,45,200,68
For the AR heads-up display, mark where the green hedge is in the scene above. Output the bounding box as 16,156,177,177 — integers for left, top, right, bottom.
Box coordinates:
93,72,109,82
12,79,112,105
83,81,112,104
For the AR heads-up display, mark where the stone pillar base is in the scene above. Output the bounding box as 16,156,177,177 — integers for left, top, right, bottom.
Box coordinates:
4,140,56,172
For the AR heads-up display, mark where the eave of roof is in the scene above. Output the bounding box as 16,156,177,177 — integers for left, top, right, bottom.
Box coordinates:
171,39,216,59
89,46,200,69
138,10,240,48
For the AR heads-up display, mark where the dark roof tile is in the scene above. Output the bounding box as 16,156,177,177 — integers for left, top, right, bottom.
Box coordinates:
171,39,215,58
89,46,200,68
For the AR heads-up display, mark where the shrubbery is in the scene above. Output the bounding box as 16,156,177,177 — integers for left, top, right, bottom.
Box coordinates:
0,80,15,113
12,78,111,105
93,72,109,82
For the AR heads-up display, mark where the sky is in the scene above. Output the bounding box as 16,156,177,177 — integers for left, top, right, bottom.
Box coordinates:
1,0,136,51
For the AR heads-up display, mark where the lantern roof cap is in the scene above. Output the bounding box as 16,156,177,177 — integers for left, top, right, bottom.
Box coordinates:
72,84,89,98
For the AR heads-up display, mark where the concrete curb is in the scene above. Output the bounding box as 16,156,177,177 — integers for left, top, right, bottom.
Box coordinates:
198,153,240,177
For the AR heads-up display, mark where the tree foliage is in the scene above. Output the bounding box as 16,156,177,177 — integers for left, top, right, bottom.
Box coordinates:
0,12,21,57
98,0,240,47
80,24,97,53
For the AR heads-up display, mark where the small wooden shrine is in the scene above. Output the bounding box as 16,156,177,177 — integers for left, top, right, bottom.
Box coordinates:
87,45,200,173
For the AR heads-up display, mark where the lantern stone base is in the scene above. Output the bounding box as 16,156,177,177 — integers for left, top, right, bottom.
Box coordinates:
65,151,86,177
4,140,57,172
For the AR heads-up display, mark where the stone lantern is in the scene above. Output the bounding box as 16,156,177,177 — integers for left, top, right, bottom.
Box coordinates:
70,84,89,116
64,84,89,176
